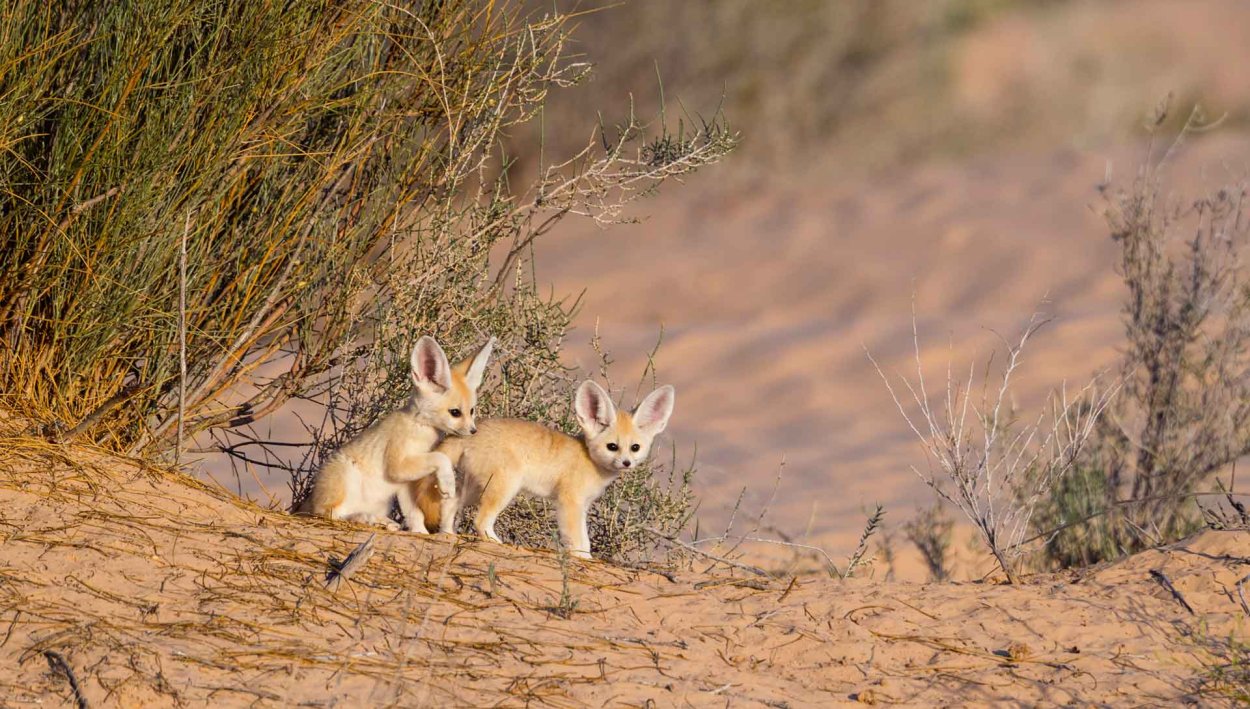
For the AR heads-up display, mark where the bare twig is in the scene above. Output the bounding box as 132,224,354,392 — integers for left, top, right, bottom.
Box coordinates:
43,650,89,709
644,527,770,578
55,186,123,233
1149,569,1195,614
53,378,142,444
693,578,769,591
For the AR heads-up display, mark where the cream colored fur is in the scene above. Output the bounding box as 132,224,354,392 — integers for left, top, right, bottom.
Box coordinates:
415,380,675,558
299,335,494,532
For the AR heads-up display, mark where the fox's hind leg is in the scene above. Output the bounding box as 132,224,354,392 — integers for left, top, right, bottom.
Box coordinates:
303,455,349,518
473,473,523,544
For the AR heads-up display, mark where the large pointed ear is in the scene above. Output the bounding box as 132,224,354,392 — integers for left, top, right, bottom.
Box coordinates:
574,380,616,437
455,336,495,390
410,336,453,392
633,385,675,436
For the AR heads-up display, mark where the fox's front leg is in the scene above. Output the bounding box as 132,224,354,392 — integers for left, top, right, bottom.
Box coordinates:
556,494,592,560
436,488,458,534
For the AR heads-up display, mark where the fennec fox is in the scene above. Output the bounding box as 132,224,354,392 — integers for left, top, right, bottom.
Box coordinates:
415,380,675,558
299,335,494,532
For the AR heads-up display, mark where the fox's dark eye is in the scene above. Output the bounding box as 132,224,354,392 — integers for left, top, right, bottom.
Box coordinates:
606,443,619,452
630,443,641,452
449,408,462,418
471,408,475,415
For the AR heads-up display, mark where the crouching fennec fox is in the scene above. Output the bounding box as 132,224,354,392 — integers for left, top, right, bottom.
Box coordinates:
412,380,675,558
299,335,494,532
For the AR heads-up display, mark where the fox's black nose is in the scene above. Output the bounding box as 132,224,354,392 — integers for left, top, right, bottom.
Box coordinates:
469,426,477,435
621,460,631,468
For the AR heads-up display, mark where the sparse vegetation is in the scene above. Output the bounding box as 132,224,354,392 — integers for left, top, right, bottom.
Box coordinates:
547,544,581,619
1,0,1249,705
1193,629,1250,705
870,312,1116,583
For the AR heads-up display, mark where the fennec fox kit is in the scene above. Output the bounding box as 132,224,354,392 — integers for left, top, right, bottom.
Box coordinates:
299,335,494,532
415,380,675,558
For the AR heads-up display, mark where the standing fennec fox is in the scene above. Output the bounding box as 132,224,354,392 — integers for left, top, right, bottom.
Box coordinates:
299,335,494,532
414,380,675,558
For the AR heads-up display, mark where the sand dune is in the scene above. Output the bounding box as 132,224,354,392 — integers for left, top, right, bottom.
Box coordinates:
2,415,1245,706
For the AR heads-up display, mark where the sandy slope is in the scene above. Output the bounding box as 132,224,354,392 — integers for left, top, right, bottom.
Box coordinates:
2,417,1246,706
535,135,1250,567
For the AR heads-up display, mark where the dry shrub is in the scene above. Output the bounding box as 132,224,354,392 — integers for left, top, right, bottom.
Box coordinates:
1200,482,1250,532
871,312,1115,583
1034,105,1250,567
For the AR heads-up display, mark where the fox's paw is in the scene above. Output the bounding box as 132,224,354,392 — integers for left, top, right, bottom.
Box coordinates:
435,473,455,499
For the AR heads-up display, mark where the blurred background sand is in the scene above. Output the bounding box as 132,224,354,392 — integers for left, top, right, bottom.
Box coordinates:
211,1,1250,578
519,0,1250,576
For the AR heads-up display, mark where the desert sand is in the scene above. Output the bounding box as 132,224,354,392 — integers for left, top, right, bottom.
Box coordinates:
2,414,1246,706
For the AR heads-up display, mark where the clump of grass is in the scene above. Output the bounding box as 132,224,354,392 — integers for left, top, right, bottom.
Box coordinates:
546,544,580,620
842,503,885,579
1029,465,1125,568
905,503,955,582
1192,629,1250,705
